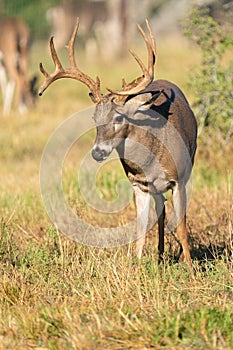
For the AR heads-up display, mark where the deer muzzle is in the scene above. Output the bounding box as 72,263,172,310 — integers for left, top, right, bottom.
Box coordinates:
91,144,112,163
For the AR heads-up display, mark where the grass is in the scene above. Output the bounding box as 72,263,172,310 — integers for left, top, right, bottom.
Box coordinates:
0,231,232,349
0,34,232,349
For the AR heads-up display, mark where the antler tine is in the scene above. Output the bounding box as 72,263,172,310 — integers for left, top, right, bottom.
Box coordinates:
38,18,102,102
39,62,49,78
50,36,63,71
66,18,79,68
146,19,156,57
146,19,156,75
137,20,156,79
38,36,64,96
122,78,127,89
107,20,156,98
128,48,150,79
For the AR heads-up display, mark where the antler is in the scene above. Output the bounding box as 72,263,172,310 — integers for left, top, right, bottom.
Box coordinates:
107,19,156,98
38,18,102,103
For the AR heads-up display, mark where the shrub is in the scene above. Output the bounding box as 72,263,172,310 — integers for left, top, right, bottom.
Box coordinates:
184,7,233,143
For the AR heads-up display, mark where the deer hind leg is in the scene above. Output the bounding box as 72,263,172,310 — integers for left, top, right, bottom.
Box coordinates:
133,185,150,259
15,74,28,115
172,183,192,266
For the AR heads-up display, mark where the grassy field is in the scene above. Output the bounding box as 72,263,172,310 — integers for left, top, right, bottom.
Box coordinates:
0,36,232,350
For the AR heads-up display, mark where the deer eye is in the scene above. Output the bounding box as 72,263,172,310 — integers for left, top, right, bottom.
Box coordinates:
114,113,124,124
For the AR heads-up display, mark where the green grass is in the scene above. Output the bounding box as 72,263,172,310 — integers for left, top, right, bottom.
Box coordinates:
0,228,232,349
0,34,232,349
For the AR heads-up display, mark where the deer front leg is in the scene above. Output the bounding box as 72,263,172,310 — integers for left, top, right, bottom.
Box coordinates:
3,80,15,116
0,60,7,98
133,185,150,259
172,182,192,266
153,194,166,261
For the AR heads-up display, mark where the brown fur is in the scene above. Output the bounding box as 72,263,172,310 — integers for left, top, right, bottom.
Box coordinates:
0,18,36,115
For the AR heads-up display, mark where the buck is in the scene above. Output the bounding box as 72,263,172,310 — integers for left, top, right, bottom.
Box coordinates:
0,18,37,115
39,18,197,266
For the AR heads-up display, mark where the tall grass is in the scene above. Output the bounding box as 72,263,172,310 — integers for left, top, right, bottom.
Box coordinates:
0,227,232,349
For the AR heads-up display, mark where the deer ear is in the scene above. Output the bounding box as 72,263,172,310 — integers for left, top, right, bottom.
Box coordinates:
137,89,164,111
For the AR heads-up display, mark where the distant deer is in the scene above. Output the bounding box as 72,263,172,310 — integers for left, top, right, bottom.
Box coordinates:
0,18,37,115
39,19,197,266
46,0,129,60
46,1,108,51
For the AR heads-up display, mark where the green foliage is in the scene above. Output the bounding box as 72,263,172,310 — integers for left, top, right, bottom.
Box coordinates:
184,7,233,141
2,0,61,38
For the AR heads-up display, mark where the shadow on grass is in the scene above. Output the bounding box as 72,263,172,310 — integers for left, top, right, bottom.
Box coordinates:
152,222,232,265
189,220,232,263
190,241,229,261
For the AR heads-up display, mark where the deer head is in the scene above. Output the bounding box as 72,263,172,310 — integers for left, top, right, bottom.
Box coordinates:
39,18,162,162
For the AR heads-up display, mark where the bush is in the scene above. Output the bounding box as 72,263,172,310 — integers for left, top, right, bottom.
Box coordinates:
184,7,233,143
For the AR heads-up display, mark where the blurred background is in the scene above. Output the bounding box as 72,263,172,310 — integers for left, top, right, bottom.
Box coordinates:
1,0,233,59
0,0,232,118
0,0,196,118
0,0,233,51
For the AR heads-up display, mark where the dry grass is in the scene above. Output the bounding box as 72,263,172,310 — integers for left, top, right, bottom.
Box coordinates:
0,37,232,349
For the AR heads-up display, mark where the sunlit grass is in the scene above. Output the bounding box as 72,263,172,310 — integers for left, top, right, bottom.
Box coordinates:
0,226,232,349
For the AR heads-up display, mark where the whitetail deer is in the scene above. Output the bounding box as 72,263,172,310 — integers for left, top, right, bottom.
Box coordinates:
46,1,108,53
39,18,197,266
47,0,129,60
0,18,37,115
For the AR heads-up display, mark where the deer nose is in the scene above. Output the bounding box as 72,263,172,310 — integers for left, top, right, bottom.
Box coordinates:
91,145,108,162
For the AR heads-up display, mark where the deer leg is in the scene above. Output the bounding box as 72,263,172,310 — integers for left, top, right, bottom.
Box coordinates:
172,183,192,266
133,185,150,259
0,60,7,99
153,194,166,261
19,99,28,115
3,80,15,116
15,73,28,115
